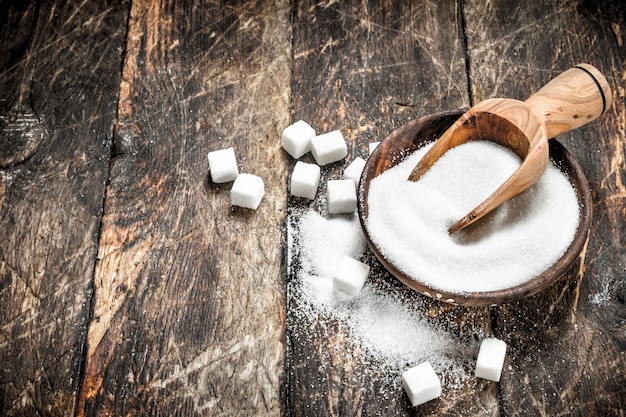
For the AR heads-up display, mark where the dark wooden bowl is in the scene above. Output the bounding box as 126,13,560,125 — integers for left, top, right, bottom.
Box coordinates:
357,110,592,306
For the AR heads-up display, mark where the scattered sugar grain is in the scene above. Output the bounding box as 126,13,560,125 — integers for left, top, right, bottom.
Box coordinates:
289,208,479,386
297,209,366,279
589,280,613,306
365,141,580,293
348,284,474,374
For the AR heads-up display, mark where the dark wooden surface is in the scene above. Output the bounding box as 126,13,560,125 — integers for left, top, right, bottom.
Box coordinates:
1,1,624,416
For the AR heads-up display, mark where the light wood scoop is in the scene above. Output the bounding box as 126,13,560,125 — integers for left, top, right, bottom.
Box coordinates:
408,64,612,234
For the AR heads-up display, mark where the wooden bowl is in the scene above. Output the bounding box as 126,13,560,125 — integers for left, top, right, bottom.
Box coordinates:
357,110,592,306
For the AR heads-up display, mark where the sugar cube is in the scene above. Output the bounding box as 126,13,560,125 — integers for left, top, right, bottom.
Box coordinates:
290,161,321,200
310,130,347,166
281,120,316,159
475,338,507,382
231,174,264,210
333,255,370,295
327,179,357,214
369,141,380,155
402,362,442,406
208,147,239,183
343,157,366,187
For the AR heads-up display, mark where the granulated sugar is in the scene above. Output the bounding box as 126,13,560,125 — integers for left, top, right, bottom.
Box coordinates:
365,141,580,293
287,208,481,388
297,209,366,279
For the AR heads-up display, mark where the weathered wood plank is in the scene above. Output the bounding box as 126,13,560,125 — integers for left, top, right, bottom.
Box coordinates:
77,1,291,416
285,1,497,415
1,1,623,416
464,0,626,415
0,1,129,416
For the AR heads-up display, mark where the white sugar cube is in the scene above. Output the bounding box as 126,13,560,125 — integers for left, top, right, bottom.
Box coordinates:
208,147,239,183
475,338,507,382
327,179,357,214
369,141,380,155
343,157,366,187
310,130,347,166
290,161,321,200
231,174,264,210
333,255,370,295
402,362,442,406
282,120,316,159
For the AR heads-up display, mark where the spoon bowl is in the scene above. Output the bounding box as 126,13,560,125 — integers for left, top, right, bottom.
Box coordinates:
408,64,609,234
357,110,592,306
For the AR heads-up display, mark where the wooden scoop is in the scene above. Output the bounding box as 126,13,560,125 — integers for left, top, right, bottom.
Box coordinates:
408,64,612,234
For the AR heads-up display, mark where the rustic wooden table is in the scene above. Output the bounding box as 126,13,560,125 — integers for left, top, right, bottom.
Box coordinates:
1,1,625,416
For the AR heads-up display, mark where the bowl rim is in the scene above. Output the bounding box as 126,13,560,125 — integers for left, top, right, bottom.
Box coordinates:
357,110,592,306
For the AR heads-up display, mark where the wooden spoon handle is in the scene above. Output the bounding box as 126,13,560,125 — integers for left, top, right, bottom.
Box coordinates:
524,63,612,139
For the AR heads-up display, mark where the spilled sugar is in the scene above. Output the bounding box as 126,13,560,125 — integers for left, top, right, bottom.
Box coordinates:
286,136,584,406
366,141,580,293
298,209,366,279
287,208,481,390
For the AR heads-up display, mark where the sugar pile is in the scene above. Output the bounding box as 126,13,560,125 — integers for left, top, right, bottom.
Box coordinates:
287,207,481,387
284,121,583,405
365,141,580,293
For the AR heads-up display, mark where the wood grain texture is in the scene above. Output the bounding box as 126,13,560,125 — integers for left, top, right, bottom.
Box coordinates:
0,1,129,415
464,0,626,415
285,1,496,415
0,1,624,416
77,1,290,416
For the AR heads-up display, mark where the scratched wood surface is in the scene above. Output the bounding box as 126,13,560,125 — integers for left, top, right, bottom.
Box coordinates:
77,1,290,416
0,0,624,416
0,1,129,415
463,1,626,415
0,1,291,416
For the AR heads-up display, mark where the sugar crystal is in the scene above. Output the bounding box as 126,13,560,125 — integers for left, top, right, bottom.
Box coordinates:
365,141,580,293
